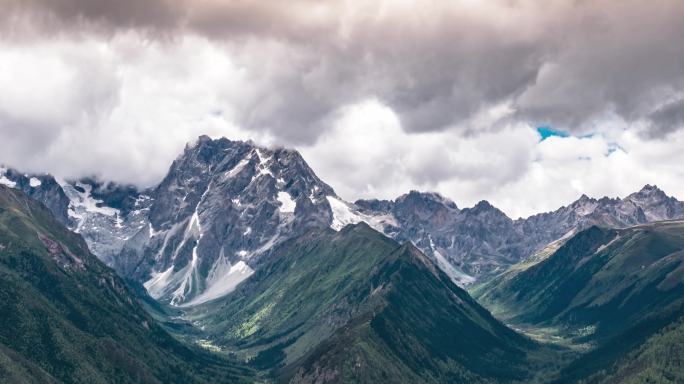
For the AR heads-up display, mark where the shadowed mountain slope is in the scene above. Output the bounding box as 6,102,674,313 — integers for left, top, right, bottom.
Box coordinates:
0,185,253,383
182,222,543,383
473,220,684,383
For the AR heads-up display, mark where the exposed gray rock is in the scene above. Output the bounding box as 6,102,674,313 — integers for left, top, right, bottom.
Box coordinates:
357,184,684,283
59,179,152,266
5,138,684,302
357,192,522,283
119,136,337,305
0,166,151,266
0,167,70,225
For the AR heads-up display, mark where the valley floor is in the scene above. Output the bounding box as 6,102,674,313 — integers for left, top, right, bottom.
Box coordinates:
143,287,577,384
465,292,586,384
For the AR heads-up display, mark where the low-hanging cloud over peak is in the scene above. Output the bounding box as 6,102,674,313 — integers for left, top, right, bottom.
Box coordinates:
1,0,684,217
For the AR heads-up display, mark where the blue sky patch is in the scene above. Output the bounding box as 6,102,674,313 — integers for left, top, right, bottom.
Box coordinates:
537,126,570,141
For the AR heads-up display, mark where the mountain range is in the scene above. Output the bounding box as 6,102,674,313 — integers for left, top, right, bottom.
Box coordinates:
3,136,684,303
2,135,684,383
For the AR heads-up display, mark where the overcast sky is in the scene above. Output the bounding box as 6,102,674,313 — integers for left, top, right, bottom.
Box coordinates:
2,0,684,218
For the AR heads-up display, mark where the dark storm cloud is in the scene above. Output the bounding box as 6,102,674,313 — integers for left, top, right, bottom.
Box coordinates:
2,0,182,32
3,0,684,141
647,99,684,138
4,0,684,217
514,0,684,134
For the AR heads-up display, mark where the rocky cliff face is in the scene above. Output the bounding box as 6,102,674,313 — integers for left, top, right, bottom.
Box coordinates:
59,179,152,265
4,137,684,303
357,185,684,283
516,184,684,258
1,166,152,266
118,136,339,305
3,138,350,305
357,193,525,283
0,167,70,225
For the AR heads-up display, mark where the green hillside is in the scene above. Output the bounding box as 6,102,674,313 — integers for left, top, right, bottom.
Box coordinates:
183,223,545,383
475,222,684,343
473,221,684,382
561,302,684,383
0,185,253,383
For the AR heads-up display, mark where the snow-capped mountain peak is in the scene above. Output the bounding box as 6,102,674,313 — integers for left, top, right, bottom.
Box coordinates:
6,138,684,302
115,137,338,304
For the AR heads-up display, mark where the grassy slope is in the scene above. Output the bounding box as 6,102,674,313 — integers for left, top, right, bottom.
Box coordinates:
472,221,684,382
286,243,546,384
185,223,545,383
562,302,684,384
588,312,684,384
469,233,573,321
474,223,684,341
0,185,253,383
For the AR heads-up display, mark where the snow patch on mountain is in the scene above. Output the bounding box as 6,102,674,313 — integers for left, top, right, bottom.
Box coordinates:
29,177,42,187
182,261,254,306
144,266,175,299
225,156,250,179
327,196,396,232
277,191,296,213
0,169,16,188
64,182,120,223
144,251,255,307
429,236,475,286
595,235,621,255
143,257,201,305
171,250,200,305
327,196,365,230
255,148,274,177
434,249,476,286
0,176,16,188
55,179,152,265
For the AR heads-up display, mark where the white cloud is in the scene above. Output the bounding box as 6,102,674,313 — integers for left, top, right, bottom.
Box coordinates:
0,1,684,218
454,129,684,219
300,100,539,211
5,0,684,136
301,100,684,219
0,33,273,186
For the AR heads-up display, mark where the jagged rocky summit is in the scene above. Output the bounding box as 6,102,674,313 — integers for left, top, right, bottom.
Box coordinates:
3,136,684,305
